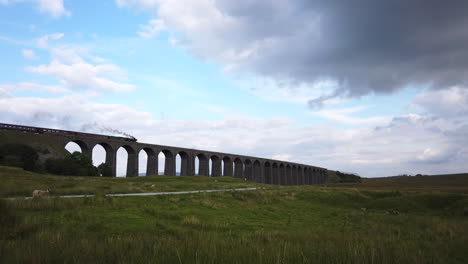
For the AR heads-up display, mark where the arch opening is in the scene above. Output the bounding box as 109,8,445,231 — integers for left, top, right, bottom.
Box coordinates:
176,153,181,176
64,140,91,157
116,145,137,177
194,156,200,175
93,143,114,177
159,150,174,176
116,147,128,178
65,141,83,154
138,149,147,177
138,148,157,176
177,151,190,176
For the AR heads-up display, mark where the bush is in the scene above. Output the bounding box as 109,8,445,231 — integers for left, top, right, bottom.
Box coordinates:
336,171,361,183
45,152,98,176
0,144,39,171
97,163,113,177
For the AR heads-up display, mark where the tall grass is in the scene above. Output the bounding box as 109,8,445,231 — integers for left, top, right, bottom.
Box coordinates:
1,183,468,263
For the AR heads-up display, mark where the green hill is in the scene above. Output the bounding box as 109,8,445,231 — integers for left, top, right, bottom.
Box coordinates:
1,166,467,263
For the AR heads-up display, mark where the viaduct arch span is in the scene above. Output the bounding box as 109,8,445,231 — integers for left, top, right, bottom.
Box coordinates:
0,123,328,185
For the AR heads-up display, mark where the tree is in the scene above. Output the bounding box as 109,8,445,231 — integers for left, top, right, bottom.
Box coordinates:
0,144,39,171
97,163,113,177
45,151,98,176
336,171,362,183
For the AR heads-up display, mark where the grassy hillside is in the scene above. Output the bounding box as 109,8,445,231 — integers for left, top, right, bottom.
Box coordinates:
1,166,467,263
0,166,264,198
327,173,468,192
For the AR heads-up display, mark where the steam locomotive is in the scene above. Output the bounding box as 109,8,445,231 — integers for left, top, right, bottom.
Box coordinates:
0,123,137,142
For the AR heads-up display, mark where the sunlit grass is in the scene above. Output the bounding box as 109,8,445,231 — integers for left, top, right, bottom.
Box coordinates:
1,166,467,263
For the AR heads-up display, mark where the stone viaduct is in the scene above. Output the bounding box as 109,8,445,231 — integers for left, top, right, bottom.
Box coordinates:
0,123,328,185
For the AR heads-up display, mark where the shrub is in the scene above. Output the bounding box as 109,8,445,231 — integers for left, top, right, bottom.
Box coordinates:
45,152,98,176
0,144,39,171
97,163,113,177
336,171,362,183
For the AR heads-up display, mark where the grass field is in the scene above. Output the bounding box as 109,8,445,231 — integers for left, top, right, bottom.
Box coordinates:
0,166,263,198
1,166,467,263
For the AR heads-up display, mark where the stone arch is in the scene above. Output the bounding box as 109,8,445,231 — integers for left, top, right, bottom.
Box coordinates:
264,161,272,184
304,167,309,185
117,145,137,177
310,168,314,184
322,169,327,183
286,164,292,185
93,142,115,177
291,165,297,185
279,164,286,185
196,153,208,176
177,151,190,176
64,140,91,157
210,155,221,177
310,168,315,185
244,159,253,181
253,160,262,183
234,158,243,179
272,163,279,185
139,147,157,176
297,166,303,185
160,149,175,176
222,156,233,177
312,168,317,184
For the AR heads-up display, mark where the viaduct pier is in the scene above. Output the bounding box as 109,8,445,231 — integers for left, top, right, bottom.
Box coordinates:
0,123,328,185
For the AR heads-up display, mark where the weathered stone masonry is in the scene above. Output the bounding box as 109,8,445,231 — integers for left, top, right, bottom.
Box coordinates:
0,123,328,185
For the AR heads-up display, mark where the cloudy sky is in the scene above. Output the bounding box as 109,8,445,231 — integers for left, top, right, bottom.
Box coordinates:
1,0,468,177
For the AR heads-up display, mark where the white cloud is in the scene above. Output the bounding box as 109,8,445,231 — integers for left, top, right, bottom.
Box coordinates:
1,0,70,18
37,33,64,48
115,0,159,10
26,60,135,92
1,95,467,177
36,0,70,18
3,35,134,95
138,19,166,38
0,87,11,98
21,49,38,60
313,105,392,126
416,147,458,164
413,86,468,117
18,35,136,93
116,0,468,110
0,82,67,94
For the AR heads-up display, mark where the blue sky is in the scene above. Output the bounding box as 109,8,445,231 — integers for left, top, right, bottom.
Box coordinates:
1,0,467,177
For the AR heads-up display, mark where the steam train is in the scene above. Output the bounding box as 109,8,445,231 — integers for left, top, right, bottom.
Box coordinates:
0,123,137,142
